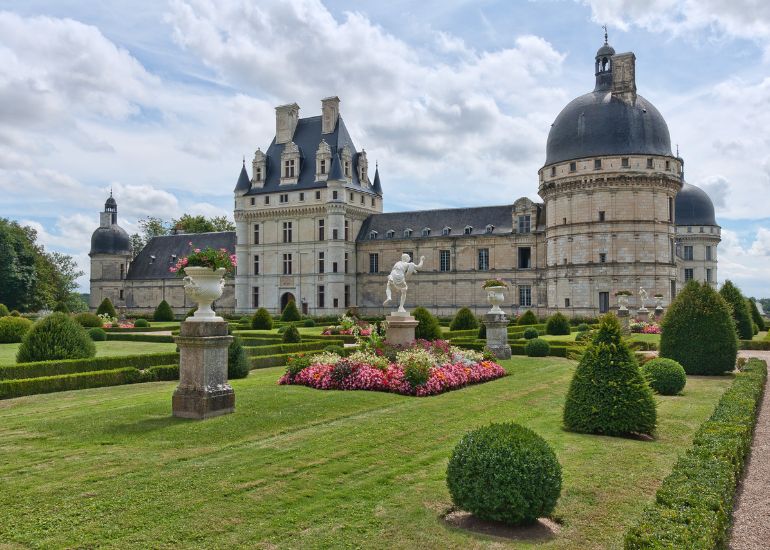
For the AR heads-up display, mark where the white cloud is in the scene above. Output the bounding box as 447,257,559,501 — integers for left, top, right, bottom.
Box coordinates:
716,227,770,297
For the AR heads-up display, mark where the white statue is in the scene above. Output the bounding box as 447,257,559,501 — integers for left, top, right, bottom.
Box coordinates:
639,286,648,309
384,253,425,313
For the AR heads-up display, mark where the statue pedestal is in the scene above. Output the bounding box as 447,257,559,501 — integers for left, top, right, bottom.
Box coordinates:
385,313,419,346
618,308,630,334
636,308,650,323
172,321,234,420
484,313,511,360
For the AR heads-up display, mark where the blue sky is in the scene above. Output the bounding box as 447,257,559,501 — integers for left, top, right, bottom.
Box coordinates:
0,0,769,297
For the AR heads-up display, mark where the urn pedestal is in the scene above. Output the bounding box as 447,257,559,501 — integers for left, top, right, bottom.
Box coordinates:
484,313,511,360
636,309,650,323
385,312,419,346
617,308,630,334
172,321,234,419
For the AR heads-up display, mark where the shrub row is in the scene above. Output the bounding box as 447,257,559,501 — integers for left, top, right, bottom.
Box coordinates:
0,367,142,399
0,352,179,381
739,339,770,350
141,364,179,381
250,353,297,369
245,342,330,357
104,326,175,333
624,359,767,549
105,333,176,343
510,343,569,357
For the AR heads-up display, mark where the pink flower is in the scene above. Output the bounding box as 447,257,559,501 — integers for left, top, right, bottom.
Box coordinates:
194,248,201,253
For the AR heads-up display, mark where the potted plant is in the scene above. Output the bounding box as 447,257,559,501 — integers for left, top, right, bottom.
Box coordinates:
615,290,632,311
170,243,237,322
482,279,508,314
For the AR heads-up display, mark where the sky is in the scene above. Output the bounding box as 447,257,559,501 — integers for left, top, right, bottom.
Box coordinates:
0,0,769,297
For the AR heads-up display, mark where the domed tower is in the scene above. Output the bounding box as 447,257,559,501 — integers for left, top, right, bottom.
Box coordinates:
675,166,720,287
89,192,132,311
538,35,682,315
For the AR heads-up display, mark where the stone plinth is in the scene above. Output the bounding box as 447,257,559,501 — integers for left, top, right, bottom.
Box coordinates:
618,308,630,334
172,321,234,420
385,313,419,346
484,313,511,360
636,308,649,323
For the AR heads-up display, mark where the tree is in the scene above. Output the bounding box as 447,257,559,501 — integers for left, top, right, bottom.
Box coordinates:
96,297,117,318
747,298,764,329
449,307,479,331
153,300,175,322
412,307,442,340
172,214,235,233
0,219,38,311
517,310,538,325
281,300,301,322
719,280,754,340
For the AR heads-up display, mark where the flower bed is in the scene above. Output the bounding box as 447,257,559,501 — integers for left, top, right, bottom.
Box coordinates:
279,340,505,396
629,320,661,334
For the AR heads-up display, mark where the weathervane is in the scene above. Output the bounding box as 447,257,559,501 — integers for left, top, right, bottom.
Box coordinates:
602,24,608,44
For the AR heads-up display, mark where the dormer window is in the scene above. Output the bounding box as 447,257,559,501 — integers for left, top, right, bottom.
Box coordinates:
315,139,331,181
485,224,494,234
404,228,413,238
251,148,267,188
284,159,295,178
280,141,300,185
464,225,473,235
149,255,156,264
320,160,326,174
442,227,451,236
340,146,353,181
369,230,378,240
255,167,262,181
358,149,369,186
422,227,431,237
344,161,350,177
386,230,395,239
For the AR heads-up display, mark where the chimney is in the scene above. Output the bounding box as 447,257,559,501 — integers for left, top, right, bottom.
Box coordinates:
611,52,637,104
275,103,300,144
321,96,340,134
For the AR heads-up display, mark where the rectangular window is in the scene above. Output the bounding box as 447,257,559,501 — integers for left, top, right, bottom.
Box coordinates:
668,197,674,222
318,285,325,308
371,197,375,207
344,252,349,273
706,246,712,261
685,268,694,281
253,254,259,275
332,190,338,200
265,196,270,205
565,298,570,308
360,195,365,205
369,253,379,274
283,253,292,275
684,246,694,261
252,287,259,308
315,191,321,200
478,248,489,271
598,211,605,222
594,159,602,169
332,261,338,273
622,157,629,168
518,247,532,269
344,285,350,308
599,252,607,263
550,166,556,177
318,219,325,241
517,215,531,234
120,264,124,280
250,197,255,206
665,160,671,171
671,280,677,299
253,224,260,244
706,268,713,283
569,161,577,172
646,157,653,169
284,159,295,177
519,285,532,307
255,167,262,181
333,298,339,308
318,252,325,273
320,159,326,174
279,193,288,203
119,289,124,300
439,250,451,272
299,192,304,201
282,221,293,243
344,221,349,241
599,292,609,313
349,192,354,201
332,228,339,240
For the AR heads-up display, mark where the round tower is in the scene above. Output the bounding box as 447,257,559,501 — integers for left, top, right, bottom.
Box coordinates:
675,170,720,287
89,192,132,311
538,36,682,316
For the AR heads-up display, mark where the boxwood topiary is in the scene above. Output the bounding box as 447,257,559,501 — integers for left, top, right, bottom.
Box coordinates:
545,312,570,335
412,307,442,341
303,318,315,327
153,300,175,322
523,327,539,340
450,307,479,331
96,298,117,318
134,318,149,328
17,312,96,363
228,335,250,379
0,304,9,317
517,310,538,326
0,316,33,343
719,280,754,340
88,327,108,341
660,281,737,375
277,325,288,334
563,313,656,436
525,338,550,357
641,357,686,396
281,300,301,322
446,422,562,525
282,324,301,343
577,323,590,332
74,312,102,328
251,307,273,330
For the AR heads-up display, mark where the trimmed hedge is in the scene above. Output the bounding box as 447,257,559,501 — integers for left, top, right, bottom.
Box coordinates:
511,343,568,357
250,353,296,369
0,367,142,399
282,324,301,343
88,328,107,341
740,339,770,350
413,307,442,340
0,352,180,381
517,310,538,325
523,327,539,340
0,316,33,343
246,342,329,357
104,326,174,333
74,312,103,328
545,312,570,335
133,318,150,328
105,333,175,343
525,338,550,357
228,336,250,379
0,303,8,317
624,359,767,549
17,313,95,363
450,307,479,331
153,300,175,322
141,364,179,382
280,300,301,322
251,308,273,330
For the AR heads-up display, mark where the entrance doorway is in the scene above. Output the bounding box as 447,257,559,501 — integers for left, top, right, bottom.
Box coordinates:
280,292,296,312
599,292,609,314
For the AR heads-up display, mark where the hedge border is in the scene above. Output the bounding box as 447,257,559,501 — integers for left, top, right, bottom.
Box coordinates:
0,367,142,399
103,326,174,333
0,352,179,381
105,333,175,343
739,339,770,350
624,359,767,549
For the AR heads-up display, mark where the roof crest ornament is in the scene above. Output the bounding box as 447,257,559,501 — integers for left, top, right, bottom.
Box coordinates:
603,24,608,45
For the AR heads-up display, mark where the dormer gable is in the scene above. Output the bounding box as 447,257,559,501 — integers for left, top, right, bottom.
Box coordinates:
316,139,331,182
280,141,300,185
251,148,266,188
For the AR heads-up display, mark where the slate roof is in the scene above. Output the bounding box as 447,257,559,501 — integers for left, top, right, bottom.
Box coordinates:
356,205,516,242
238,115,377,196
127,232,236,280
675,183,718,226
90,225,131,256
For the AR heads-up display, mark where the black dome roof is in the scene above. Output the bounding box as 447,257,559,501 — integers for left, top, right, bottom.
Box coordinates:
675,182,717,226
545,91,673,165
90,225,131,255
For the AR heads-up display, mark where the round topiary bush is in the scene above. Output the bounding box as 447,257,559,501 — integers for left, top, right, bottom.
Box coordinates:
251,307,273,330
0,303,9,317
281,300,301,322
446,423,562,525
563,314,657,436
303,318,315,327
228,335,250,379
0,316,33,343
96,298,117,318
282,324,301,343
74,312,102,328
660,281,738,375
412,307,442,341
719,280,754,340
545,312,570,335
134,318,149,328
641,358,686,396
523,327,539,340
450,307,479,331
16,312,96,363
88,327,107,341
525,338,550,357
10,310,21,317
577,323,590,333
517,310,538,326
153,300,175,322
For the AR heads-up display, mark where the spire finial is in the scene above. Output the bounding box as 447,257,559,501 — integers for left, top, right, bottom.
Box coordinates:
110,186,113,198
375,160,378,170
242,155,245,166
602,24,608,44
676,143,680,157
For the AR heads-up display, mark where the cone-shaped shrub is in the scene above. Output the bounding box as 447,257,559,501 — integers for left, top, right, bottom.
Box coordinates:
641,358,686,396
96,298,117,318
153,300,175,322
74,312,102,328
282,324,301,343
0,316,33,343
17,312,96,363
747,298,764,333
719,280,754,340
0,304,9,317
450,307,479,331
517,310,538,326
251,308,273,330
412,307,442,340
660,281,737,375
228,335,250,379
563,313,656,436
280,300,301,322
545,312,570,335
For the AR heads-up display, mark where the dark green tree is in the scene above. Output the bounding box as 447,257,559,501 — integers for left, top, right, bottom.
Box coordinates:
747,299,764,330
450,307,479,331
517,310,538,326
228,335,250,379
412,307,442,340
251,308,273,330
153,300,175,322
545,312,570,335
719,280,754,340
96,297,117,318
281,300,301,322
0,219,38,311
282,324,301,343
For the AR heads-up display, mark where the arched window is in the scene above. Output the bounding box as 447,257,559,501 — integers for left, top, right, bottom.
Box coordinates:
442,227,451,236
369,230,378,240
386,230,395,239
464,225,473,235
422,227,431,237
404,228,413,238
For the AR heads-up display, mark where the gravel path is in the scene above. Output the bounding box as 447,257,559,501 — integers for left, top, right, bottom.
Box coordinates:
729,351,770,550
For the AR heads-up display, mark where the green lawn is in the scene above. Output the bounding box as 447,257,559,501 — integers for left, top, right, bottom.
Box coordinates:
0,341,178,366
0,357,731,549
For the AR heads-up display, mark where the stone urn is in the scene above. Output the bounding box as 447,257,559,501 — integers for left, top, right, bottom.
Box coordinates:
486,287,506,315
183,266,226,322
617,294,630,312
654,295,664,309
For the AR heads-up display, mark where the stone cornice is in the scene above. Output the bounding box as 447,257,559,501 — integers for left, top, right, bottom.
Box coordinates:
538,174,681,200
